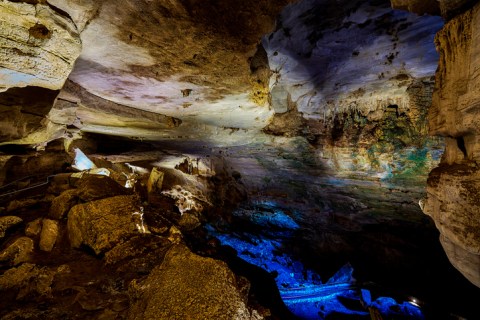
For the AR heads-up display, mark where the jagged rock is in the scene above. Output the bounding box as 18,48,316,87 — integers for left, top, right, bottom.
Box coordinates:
127,244,261,320
421,1,480,287
67,195,144,255
147,167,164,195
178,213,201,231
75,174,131,202
104,235,172,274
49,189,78,219
39,219,59,252
0,1,81,92
0,263,55,300
0,216,22,239
0,237,34,266
25,218,42,238
6,199,40,212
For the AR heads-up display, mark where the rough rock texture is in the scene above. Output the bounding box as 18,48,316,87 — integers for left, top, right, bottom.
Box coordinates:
0,0,81,91
67,195,144,254
75,174,130,202
0,237,34,266
48,189,78,219
262,0,444,180
128,244,261,320
421,1,480,287
391,0,478,19
39,218,58,252
35,0,294,145
0,216,22,239
0,263,55,300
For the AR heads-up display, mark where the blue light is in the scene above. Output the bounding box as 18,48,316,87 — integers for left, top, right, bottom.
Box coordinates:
206,200,425,319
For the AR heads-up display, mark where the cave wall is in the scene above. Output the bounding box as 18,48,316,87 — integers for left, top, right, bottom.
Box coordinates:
419,1,480,288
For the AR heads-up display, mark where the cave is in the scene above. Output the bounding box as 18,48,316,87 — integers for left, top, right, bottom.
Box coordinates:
1,0,480,319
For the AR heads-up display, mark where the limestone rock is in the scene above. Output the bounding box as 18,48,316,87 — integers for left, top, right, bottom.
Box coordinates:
104,235,172,273
0,216,22,239
0,0,81,91
49,189,78,220
147,167,164,195
127,244,260,320
39,219,59,252
67,195,144,254
0,263,55,300
422,1,480,288
75,174,130,202
0,237,34,266
25,218,42,238
440,234,480,288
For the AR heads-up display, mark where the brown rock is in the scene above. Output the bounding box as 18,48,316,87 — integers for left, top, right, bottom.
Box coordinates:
0,237,34,266
39,219,59,252
49,189,78,219
422,1,480,288
127,244,258,320
67,195,144,255
25,218,42,238
75,174,131,202
0,263,55,300
0,216,23,239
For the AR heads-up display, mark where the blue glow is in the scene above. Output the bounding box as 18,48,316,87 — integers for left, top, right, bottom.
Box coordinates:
72,148,97,171
207,200,425,319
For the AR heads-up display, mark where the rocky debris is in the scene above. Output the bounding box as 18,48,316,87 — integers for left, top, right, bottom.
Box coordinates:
0,237,34,266
0,263,55,300
67,195,144,255
39,219,59,252
48,189,78,220
0,216,23,239
127,244,261,320
25,218,42,238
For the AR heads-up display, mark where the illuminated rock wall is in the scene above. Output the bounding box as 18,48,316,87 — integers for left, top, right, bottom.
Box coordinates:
421,1,480,288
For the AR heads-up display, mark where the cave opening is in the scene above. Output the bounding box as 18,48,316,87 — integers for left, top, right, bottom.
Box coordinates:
1,0,480,319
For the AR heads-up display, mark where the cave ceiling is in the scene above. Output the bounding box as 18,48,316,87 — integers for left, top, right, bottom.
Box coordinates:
0,0,444,148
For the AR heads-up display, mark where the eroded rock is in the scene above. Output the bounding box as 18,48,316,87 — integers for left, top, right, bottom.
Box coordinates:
0,1,81,91
67,195,144,254
0,237,34,266
25,218,42,238
75,174,130,202
49,189,78,220
127,244,260,320
0,263,55,300
421,1,480,288
0,216,22,239
39,219,59,252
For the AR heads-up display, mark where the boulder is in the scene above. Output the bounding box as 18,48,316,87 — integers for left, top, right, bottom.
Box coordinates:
0,237,34,266
25,218,42,238
67,195,144,255
39,219,59,252
0,263,55,300
0,216,23,239
127,244,260,320
75,174,130,202
49,189,78,220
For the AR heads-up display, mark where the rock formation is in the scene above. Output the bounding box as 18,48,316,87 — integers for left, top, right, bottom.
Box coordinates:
1,0,480,318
